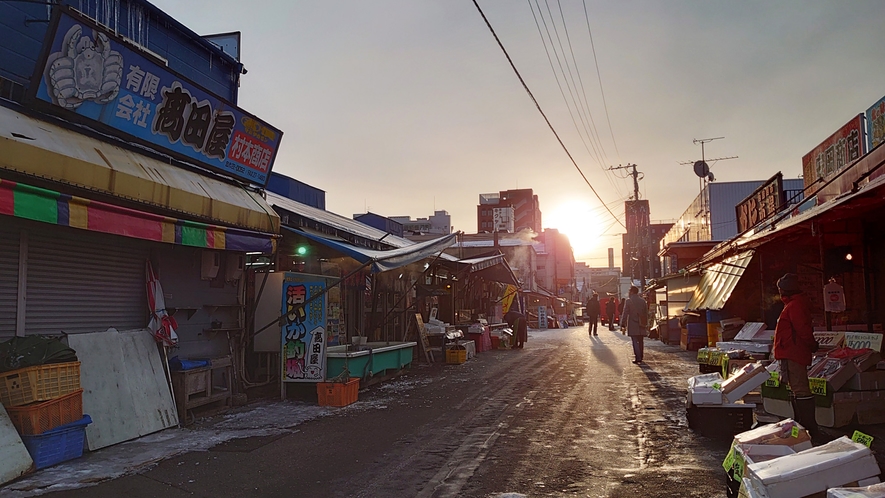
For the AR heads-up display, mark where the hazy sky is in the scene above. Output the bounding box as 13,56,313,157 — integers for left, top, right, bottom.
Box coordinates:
152,1,885,267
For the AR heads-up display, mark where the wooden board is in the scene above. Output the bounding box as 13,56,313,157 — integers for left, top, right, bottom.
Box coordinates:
0,404,32,485
67,328,178,451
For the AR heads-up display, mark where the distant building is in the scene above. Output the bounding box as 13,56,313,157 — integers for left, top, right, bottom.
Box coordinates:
535,229,577,302
477,189,542,234
659,178,804,273
267,172,325,209
575,262,621,300
353,212,404,237
389,210,452,235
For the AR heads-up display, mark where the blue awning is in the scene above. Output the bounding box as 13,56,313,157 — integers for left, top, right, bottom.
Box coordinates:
287,227,456,273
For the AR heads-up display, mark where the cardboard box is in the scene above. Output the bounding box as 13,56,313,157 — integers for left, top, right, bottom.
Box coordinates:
816,391,862,428
807,357,858,392
746,437,880,498
853,351,882,373
856,390,885,425
846,370,885,390
733,419,812,451
721,363,770,403
762,397,793,419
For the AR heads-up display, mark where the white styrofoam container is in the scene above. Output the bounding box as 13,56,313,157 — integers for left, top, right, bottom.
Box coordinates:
689,386,724,405
827,480,885,497
723,367,770,403
747,437,880,498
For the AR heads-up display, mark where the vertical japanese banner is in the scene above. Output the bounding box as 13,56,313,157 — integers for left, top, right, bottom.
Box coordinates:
282,277,327,383
538,306,548,330
501,284,517,314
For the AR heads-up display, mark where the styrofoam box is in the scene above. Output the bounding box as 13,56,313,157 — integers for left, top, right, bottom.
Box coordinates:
723,366,770,403
734,419,812,452
827,480,885,497
689,386,723,405
747,437,880,498
717,341,772,354
737,444,796,466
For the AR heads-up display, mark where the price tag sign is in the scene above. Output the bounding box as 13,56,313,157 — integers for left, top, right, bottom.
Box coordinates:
844,332,883,351
791,426,799,438
733,451,745,479
722,443,736,472
813,331,844,349
852,430,873,448
765,371,780,387
697,349,708,363
722,358,729,378
809,377,827,396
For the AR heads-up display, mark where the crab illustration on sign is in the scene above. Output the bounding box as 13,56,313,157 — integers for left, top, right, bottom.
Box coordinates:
43,24,123,109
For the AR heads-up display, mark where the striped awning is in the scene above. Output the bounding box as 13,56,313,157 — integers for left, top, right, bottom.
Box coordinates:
0,178,276,253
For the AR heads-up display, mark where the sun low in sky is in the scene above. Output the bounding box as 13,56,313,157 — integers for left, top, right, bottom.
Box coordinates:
544,199,608,263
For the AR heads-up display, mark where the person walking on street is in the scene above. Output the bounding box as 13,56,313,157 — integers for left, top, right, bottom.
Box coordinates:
586,293,600,336
620,286,648,364
605,297,616,331
772,273,821,441
504,310,528,349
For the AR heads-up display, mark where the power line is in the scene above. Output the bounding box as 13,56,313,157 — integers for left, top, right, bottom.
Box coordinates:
581,0,620,161
471,0,625,229
527,0,605,171
552,0,609,164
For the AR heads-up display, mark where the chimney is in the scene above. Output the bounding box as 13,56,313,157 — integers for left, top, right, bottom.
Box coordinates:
608,248,614,269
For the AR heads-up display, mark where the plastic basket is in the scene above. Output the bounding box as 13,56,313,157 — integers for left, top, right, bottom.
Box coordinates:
6,389,84,435
446,349,467,365
0,362,81,407
317,378,359,407
20,414,91,470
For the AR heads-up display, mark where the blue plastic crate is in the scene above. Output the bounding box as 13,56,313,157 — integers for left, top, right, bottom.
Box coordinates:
20,415,91,469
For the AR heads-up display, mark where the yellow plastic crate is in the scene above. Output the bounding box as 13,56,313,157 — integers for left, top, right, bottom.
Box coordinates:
446,349,467,365
0,362,81,408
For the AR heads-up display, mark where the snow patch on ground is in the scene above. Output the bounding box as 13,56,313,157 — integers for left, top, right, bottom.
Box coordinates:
1,393,408,496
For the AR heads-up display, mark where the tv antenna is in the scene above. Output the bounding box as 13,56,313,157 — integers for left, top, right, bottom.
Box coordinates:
677,137,738,239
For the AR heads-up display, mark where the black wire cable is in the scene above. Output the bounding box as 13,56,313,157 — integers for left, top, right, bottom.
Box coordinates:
582,0,621,161
472,0,626,230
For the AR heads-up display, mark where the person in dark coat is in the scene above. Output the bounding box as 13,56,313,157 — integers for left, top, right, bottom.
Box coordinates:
586,293,600,336
773,273,820,440
605,297,616,331
504,310,528,349
620,286,648,364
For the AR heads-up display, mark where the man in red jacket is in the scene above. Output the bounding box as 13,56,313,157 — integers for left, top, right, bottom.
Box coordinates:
772,273,819,439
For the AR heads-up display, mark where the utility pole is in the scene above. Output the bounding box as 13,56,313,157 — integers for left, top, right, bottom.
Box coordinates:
678,138,738,240
609,164,646,287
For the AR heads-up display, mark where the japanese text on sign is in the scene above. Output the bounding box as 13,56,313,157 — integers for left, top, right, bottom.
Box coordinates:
852,430,873,448
809,377,827,396
32,7,282,187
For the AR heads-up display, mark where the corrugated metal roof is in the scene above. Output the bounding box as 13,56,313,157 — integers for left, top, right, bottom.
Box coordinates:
684,250,754,311
268,191,414,248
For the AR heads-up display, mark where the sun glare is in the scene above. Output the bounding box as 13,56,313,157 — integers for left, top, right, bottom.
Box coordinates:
545,200,604,261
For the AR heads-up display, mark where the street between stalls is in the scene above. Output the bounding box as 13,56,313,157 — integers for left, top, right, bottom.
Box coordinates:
4,324,884,498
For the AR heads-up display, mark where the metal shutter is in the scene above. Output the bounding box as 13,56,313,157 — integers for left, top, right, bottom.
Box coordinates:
0,226,19,338
24,228,148,335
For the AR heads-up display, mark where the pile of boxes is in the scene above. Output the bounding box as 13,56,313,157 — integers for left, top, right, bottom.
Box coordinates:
686,361,773,438
724,419,881,497
762,346,884,428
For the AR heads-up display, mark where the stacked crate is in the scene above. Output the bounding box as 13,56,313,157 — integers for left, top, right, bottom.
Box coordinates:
0,361,91,469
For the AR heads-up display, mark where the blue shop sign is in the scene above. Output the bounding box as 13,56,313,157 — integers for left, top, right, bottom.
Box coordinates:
30,7,282,187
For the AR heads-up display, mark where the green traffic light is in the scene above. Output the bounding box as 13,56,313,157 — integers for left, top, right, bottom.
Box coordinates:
296,245,308,256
